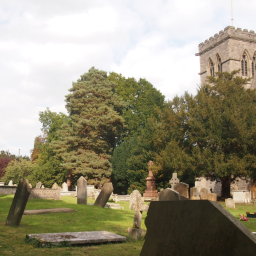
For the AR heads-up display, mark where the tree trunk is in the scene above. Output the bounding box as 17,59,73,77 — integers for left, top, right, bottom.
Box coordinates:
67,170,72,191
221,177,231,198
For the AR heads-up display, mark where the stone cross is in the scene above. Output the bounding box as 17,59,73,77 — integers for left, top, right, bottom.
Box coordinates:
169,173,180,189
6,179,31,226
77,176,87,205
129,190,148,229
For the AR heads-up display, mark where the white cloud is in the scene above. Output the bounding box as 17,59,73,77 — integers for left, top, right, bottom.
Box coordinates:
0,0,256,156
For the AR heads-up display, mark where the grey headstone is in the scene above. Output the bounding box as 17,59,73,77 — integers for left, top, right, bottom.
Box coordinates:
225,198,235,208
140,201,256,256
77,176,87,204
159,188,180,201
36,182,42,189
5,179,31,226
173,182,189,198
94,182,113,208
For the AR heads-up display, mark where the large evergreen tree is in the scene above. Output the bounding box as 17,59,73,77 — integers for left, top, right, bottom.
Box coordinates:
154,71,256,197
52,67,125,189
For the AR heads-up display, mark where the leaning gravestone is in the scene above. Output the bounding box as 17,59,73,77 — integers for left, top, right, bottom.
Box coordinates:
94,183,113,208
225,198,235,208
173,182,189,198
128,190,148,239
36,182,42,189
200,187,208,200
159,188,180,201
140,201,256,256
77,176,87,204
6,179,31,226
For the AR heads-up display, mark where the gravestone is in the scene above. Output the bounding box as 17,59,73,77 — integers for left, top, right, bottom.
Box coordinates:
159,188,180,201
143,161,158,197
225,198,235,208
128,190,148,239
200,187,208,200
207,193,217,202
94,182,113,208
169,173,180,188
36,182,42,189
251,183,256,199
0,181,4,186
140,201,256,256
29,183,32,188
5,179,31,226
87,185,95,197
77,176,87,204
8,180,13,186
52,182,59,190
62,182,68,192
173,182,189,198
190,187,199,200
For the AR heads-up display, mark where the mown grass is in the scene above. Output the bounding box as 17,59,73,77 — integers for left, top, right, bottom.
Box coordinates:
1,196,256,256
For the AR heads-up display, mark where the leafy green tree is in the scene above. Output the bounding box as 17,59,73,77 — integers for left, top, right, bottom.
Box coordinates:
154,71,256,197
52,67,125,189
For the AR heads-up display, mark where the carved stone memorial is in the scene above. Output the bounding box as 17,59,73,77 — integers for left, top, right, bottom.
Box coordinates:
169,173,180,188
5,179,31,226
140,201,256,256
143,161,158,197
94,182,113,208
77,176,87,204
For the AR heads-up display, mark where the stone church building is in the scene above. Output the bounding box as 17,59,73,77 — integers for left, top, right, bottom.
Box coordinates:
196,26,256,88
195,26,256,196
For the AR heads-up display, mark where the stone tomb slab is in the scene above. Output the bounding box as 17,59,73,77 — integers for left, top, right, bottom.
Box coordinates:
26,231,126,246
140,201,256,256
24,208,76,215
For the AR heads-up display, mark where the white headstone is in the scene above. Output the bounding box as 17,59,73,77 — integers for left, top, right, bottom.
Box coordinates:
62,182,68,192
225,198,235,208
8,180,13,186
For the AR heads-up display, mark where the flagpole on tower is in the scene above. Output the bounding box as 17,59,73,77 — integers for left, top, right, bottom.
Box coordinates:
231,0,234,26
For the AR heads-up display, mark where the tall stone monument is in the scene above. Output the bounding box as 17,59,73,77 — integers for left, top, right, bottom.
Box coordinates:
77,176,87,205
94,182,113,208
143,161,158,197
6,179,31,226
169,173,179,188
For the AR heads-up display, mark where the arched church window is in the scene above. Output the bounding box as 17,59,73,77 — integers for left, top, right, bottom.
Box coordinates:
209,59,214,77
252,55,256,78
217,55,222,72
241,53,248,76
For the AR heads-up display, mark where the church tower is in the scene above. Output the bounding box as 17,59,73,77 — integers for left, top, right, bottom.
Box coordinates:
196,26,256,88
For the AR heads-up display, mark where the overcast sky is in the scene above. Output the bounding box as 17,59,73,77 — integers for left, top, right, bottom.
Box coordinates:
1,0,256,157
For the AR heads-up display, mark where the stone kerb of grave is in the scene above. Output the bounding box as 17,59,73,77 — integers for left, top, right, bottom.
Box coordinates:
169,173,180,189
128,190,148,239
225,198,235,208
200,187,208,200
30,188,61,200
6,179,31,226
94,183,114,208
77,176,87,205
140,200,256,256
173,182,189,198
143,161,158,198
159,188,180,201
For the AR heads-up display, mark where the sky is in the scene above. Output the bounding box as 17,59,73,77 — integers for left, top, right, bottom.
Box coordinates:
1,0,256,157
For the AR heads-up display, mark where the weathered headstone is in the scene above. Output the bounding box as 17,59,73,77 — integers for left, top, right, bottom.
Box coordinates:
169,173,180,188
52,182,59,190
225,198,235,208
140,201,256,256
62,182,68,192
8,180,13,186
77,176,87,204
159,188,180,201
173,182,189,198
190,187,199,200
143,161,158,197
207,193,217,202
5,179,31,226
128,190,148,239
200,187,208,200
36,182,42,189
94,182,113,208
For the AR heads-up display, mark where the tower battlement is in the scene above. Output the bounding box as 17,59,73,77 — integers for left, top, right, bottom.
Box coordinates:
196,26,256,56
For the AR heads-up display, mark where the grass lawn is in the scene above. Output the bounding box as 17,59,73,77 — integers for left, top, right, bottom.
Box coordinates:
0,196,256,256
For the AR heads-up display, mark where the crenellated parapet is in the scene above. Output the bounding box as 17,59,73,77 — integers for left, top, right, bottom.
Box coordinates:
196,26,256,56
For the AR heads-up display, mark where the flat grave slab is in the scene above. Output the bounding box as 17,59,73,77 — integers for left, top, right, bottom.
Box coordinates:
26,231,126,246
24,208,76,215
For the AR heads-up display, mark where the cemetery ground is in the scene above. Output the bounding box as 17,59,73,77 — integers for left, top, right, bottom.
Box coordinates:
1,197,256,256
